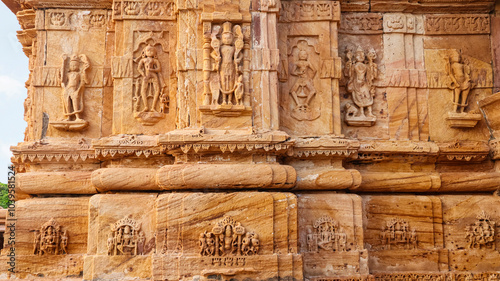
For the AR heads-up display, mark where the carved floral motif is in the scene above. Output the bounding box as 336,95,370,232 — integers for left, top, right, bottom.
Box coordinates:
199,216,260,256
33,219,68,255
306,216,348,252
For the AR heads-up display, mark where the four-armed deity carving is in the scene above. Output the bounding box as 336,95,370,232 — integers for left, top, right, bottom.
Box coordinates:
199,216,260,257
306,216,348,253
380,218,418,250
50,54,90,131
33,219,68,255
465,211,496,250
344,46,378,127
201,22,250,116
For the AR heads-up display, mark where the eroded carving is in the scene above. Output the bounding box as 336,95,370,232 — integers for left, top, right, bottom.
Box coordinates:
381,218,418,250
33,219,68,255
289,40,320,121
445,50,481,128
306,216,348,253
132,37,170,125
344,46,378,126
199,216,260,256
465,211,496,250
50,54,91,131
108,216,147,255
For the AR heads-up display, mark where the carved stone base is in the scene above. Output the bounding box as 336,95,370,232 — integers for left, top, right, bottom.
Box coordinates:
446,112,482,128
291,107,321,121
199,104,252,117
50,120,89,131
134,112,165,126
345,115,377,127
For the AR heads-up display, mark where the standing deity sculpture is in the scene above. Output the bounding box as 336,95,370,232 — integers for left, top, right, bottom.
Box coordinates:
447,51,473,114
210,22,244,106
344,46,378,126
289,41,320,121
445,50,481,128
50,54,90,131
201,21,250,117
133,43,169,125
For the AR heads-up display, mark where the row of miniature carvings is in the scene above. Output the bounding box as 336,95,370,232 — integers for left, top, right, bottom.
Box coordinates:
30,212,495,256
315,272,500,281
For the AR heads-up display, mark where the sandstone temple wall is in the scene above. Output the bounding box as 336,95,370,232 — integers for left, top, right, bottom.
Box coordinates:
2,0,500,280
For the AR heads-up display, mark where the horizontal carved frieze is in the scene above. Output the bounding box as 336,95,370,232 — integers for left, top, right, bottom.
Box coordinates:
280,1,340,22
424,14,490,35
113,0,176,21
339,13,383,34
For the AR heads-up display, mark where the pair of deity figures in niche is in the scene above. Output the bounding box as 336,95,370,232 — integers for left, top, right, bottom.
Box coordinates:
32,219,68,255
286,44,380,125
465,211,496,250
380,218,418,250
208,22,246,107
306,216,348,253
200,216,260,257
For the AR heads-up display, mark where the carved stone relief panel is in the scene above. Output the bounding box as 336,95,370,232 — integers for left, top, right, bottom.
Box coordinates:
33,218,69,255
155,192,300,281
278,7,341,136
363,196,443,273
338,28,387,139
441,196,500,271
298,193,368,279
33,9,110,139
424,49,491,141
111,12,176,134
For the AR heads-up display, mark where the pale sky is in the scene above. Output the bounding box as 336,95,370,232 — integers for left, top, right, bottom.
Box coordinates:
0,4,30,184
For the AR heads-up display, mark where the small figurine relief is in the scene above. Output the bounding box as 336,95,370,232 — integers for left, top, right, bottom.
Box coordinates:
306,216,348,253
113,0,175,20
445,50,481,128
289,40,320,121
343,46,378,127
199,216,260,257
33,218,68,255
380,218,418,250
201,22,251,117
49,54,91,131
108,216,149,255
132,39,169,125
465,211,496,250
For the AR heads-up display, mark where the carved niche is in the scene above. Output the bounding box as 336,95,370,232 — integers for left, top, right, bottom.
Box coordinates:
445,50,482,128
465,211,496,250
49,54,91,131
343,46,379,127
132,32,170,125
199,216,260,256
107,216,148,255
380,218,418,250
200,22,252,117
306,216,348,253
33,218,69,255
288,40,321,121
